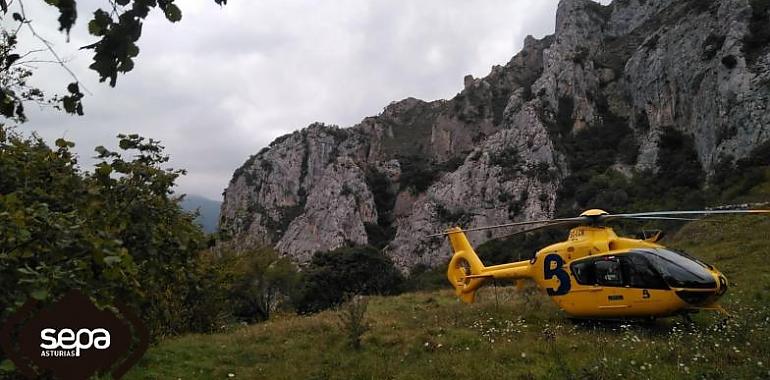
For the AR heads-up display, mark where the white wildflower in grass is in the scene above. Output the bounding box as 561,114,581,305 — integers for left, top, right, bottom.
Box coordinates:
521,352,527,358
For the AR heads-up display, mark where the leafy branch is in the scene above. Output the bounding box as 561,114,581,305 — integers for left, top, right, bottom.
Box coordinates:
0,0,227,124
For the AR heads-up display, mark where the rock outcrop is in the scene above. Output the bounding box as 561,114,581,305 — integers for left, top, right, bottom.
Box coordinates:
220,0,770,269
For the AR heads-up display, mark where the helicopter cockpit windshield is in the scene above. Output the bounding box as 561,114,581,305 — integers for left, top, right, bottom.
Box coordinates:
641,248,717,289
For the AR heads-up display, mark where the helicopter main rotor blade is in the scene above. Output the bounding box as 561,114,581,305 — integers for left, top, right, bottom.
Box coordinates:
495,220,579,239
620,216,722,222
425,208,768,239
425,217,586,238
603,209,770,221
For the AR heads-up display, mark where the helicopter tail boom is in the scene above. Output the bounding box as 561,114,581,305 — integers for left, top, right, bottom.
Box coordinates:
445,227,536,303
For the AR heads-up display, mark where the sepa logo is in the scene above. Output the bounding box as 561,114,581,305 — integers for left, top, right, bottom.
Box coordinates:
0,290,148,380
40,327,111,357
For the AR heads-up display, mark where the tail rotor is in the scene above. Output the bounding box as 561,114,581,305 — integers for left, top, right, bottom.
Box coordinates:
445,227,488,303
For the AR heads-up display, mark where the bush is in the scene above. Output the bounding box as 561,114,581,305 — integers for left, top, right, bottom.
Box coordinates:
295,246,404,313
398,156,440,194
404,263,447,292
337,296,370,350
490,147,523,177
364,169,396,248
656,128,704,190
225,248,300,323
0,129,210,339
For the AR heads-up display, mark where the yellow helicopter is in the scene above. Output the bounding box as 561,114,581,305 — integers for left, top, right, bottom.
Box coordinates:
435,208,770,319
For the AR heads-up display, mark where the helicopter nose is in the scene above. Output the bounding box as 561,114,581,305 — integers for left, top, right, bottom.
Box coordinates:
716,275,728,296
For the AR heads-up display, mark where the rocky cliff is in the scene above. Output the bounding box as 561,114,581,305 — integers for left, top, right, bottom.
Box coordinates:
220,0,770,269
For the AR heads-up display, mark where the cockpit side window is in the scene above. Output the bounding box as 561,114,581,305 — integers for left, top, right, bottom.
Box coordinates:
571,260,595,285
621,253,668,290
595,257,623,286
571,257,623,286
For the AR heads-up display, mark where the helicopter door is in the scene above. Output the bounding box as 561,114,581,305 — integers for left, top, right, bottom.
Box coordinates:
570,254,671,316
565,256,632,313
617,253,669,313
621,253,668,290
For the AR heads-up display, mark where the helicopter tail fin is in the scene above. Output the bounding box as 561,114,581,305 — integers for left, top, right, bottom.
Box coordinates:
446,227,488,303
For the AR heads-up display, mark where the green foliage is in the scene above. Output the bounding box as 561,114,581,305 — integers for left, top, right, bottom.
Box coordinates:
224,248,300,323
557,127,706,216
295,245,404,314
336,296,370,350
364,168,396,248
0,128,211,340
489,146,522,177
434,204,472,226
0,32,57,123
526,161,556,183
403,263,447,292
656,128,704,189
364,222,395,250
709,141,770,202
398,156,441,194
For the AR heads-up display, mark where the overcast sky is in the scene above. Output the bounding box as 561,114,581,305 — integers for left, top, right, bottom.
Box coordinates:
10,0,607,200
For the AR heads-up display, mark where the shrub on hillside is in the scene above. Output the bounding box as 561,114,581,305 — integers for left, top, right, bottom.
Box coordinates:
226,248,299,323
404,263,447,292
337,295,370,350
294,245,404,313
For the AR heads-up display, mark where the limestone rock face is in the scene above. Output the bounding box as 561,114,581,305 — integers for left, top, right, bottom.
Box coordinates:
220,0,770,269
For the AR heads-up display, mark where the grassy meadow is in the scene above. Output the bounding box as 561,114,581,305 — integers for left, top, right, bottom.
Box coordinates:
125,216,770,380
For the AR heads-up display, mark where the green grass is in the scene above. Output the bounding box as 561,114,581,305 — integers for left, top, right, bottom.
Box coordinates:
125,216,770,380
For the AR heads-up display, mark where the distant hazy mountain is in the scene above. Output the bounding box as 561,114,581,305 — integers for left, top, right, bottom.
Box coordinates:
181,195,221,234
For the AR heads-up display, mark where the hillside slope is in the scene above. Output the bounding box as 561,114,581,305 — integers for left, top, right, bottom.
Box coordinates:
127,216,770,379
219,0,770,269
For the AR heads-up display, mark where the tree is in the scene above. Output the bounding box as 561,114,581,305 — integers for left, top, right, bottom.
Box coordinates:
0,127,211,340
228,248,299,323
0,0,226,123
295,245,404,314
